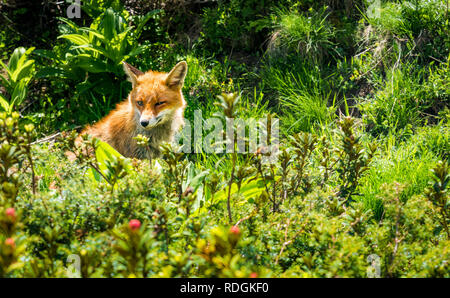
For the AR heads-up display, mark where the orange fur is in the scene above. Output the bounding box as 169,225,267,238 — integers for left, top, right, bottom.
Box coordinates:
78,61,188,159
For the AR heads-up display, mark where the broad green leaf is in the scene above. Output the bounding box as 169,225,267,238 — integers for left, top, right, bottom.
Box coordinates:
0,72,11,91
191,177,266,217
13,47,34,71
86,140,130,184
8,47,26,73
103,7,117,41
35,67,70,79
11,59,34,83
10,80,27,108
116,29,132,57
0,94,10,112
58,34,90,46
72,44,114,61
57,17,80,31
213,178,266,205
87,167,102,183
134,9,162,39
73,54,108,73
95,140,130,174
79,27,107,43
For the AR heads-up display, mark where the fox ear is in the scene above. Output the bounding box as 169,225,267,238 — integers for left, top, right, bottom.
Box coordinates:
123,61,143,86
166,61,187,89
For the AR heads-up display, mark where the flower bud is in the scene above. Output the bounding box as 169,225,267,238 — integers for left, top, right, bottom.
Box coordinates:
5,208,16,221
129,219,141,231
5,238,15,249
230,226,240,235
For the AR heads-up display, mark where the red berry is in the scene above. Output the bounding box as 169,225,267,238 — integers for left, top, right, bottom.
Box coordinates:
250,272,258,278
230,226,240,235
5,238,15,248
5,208,16,220
129,219,141,231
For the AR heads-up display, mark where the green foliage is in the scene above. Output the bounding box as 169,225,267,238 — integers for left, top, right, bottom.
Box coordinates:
359,59,450,135
364,0,449,60
1,101,449,277
0,112,36,205
199,0,290,54
424,161,450,239
267,6,338,64
335,117,377,203
1,0,450,278
259,58,335,133
35,5,158,123
0,47,35,114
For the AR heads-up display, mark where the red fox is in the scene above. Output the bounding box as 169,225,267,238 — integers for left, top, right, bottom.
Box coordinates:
79,61,188,159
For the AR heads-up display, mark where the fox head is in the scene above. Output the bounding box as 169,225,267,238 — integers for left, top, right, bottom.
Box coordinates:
123,61,188,129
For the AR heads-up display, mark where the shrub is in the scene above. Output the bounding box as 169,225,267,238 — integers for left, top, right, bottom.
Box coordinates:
0,47,35,114
0,105,449,277
360,0,449,66
35,5,157,124
267,6,338,64
359,63,430,135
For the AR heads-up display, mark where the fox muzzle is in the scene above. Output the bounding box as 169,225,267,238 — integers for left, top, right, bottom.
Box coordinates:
140,115,162,128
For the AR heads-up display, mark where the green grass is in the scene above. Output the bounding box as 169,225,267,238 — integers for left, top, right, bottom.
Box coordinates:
359,126,446,219
268,7,337,63
259,58,336,134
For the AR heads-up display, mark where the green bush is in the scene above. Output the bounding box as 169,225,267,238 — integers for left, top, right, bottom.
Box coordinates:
359,55,449,136
35,4,157,124
0,47,35,114
359,64,425,134
2,100,449,277
199,0,268,54
266,6,338,64
360,0,449,65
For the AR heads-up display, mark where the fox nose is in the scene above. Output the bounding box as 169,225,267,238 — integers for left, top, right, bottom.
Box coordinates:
140,120,149,127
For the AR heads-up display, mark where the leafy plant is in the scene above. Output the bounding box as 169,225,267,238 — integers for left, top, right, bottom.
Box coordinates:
425,161,450,239
336,117,377,203
260,59,335,133
0,47,35,114
0,112,36,205
35,6,158,122
267,6,338,64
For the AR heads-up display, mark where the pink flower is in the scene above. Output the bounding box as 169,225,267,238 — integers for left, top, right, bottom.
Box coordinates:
5,238,15,248
250,272,258,278
230,226,240,235
129,219,141,231
5,208,16,221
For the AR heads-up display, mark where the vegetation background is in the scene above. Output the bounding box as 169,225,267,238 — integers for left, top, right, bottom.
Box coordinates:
0,0,448,277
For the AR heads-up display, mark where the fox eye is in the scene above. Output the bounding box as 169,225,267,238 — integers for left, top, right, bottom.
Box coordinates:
155,101,167,107
137,100,144,106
